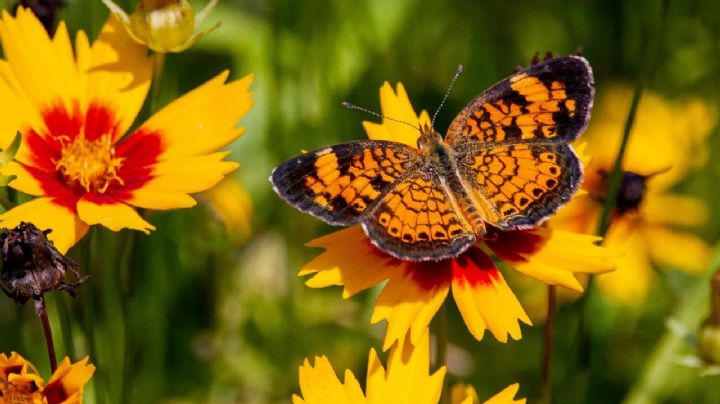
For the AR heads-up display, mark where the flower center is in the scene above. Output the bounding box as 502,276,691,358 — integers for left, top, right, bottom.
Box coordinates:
594,169,647,214
55,134,124,193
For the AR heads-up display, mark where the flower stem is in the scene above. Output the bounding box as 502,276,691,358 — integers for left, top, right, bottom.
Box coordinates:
541,285,557,403
436,301,449,404
150,52,166,112
35,295,57,373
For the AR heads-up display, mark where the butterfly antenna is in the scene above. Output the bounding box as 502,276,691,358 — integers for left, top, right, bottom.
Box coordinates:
342,101,420,131
431,64,463,128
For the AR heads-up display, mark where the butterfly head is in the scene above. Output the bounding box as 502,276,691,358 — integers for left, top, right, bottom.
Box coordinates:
416,123,442,153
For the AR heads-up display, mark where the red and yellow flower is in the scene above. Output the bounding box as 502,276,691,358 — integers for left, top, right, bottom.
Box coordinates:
0,8,253,253
552,85,715,303
0,352,95,403
293,331,524,404
300,83,616,349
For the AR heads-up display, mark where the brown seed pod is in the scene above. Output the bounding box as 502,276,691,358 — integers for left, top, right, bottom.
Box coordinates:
0,222,86,305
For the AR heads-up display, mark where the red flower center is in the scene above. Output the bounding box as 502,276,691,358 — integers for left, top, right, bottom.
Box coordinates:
54,133,125,193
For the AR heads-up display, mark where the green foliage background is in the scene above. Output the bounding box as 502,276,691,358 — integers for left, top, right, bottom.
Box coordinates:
1,0,720,402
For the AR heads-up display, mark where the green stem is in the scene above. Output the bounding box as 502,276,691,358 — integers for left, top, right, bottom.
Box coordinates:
35,295,57,373
0,190,13,210
573,0,670,401
436,301,449,404
150,52,166,112
541,285,557,403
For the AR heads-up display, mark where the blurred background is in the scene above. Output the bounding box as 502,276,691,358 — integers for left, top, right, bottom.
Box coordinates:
1,0,720,402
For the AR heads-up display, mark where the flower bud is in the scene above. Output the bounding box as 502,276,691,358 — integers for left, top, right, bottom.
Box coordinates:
103,0,220,53
699,269,720,364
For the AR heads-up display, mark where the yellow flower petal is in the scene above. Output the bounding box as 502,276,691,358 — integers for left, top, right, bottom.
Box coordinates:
294,356,365,404
44,356,95,404
0,8,80,118
451,383,479,404
644,225,710,272
128,153,238,209
487,228,616,292
1,161,44,195
0,198,88,253
371,264,450,351
301,227,393,298
366,332,445,404
642,193,708,228
201,177,253,243
483,383,526,404
451,252,530,342
77,14,153,139
362,82,430,147
596,231,653,304
77,196,155,233
139,72,253,160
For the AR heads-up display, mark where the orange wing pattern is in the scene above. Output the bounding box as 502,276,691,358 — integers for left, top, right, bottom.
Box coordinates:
271,140,421,225
446,56,593,145
456,142,582,229
363,171,475,261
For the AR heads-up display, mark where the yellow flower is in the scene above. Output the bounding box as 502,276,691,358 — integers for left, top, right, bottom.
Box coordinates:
552,84,715,303
102,0,220,53
300,83,616,349
0,9,253,253
293,331,524,404
0,352,95,403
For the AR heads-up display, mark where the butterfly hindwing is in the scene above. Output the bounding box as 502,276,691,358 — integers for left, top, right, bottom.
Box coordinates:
271,140,422,225
446,56,594,145
455,141,582,229
363,170,475,261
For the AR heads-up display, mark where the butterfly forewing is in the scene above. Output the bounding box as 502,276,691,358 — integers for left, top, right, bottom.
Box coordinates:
271,140,422,226
445,56,594,146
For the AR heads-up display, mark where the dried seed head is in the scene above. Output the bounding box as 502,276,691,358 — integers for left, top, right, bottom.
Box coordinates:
0,222,85,304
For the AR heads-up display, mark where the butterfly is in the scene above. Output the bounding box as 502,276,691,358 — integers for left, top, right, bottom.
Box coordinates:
271,56,594,261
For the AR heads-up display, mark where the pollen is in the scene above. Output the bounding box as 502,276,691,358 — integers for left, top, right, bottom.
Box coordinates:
55,134,125,193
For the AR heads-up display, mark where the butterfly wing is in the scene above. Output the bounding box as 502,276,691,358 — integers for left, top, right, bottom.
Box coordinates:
454,141,582,230
445,56,594,146
271,140,422,226
363,169,475,261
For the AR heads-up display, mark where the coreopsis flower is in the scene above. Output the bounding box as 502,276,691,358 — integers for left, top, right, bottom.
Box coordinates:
11,0,63,34
293,331,524,404
0,352,94,403
102,0,220,53
552,85,715,303
0,9,253,253
300,83,616,349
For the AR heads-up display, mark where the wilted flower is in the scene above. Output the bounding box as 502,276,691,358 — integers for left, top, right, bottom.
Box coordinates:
0,222,83,305
102,0,220,53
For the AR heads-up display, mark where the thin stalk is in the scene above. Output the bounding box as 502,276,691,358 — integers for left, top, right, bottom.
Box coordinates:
150,52,166,112
541,285,557,403
570,0,670,401
35,295,57,373
0,191,13,210
436,301,449,404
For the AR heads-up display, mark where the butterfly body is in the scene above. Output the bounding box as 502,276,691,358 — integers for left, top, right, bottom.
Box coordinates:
271,56,594,261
